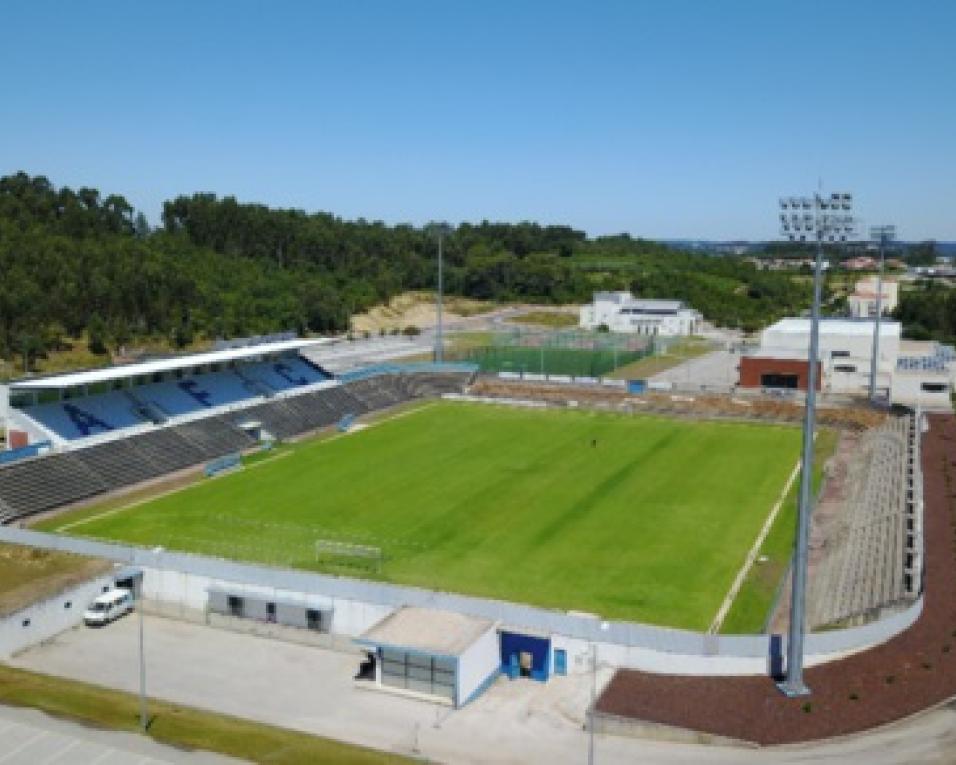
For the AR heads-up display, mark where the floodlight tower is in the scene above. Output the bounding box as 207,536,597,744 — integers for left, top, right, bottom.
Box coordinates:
427,222,453,363
777,190,854,697
868,225,896,404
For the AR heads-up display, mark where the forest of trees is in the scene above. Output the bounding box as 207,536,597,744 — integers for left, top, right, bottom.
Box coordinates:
894,281,956,343
0,172,817,370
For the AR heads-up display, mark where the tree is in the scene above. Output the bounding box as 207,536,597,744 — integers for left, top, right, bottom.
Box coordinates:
133,211,151,238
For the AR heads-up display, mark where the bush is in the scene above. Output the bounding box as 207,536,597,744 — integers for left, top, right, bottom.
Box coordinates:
402,325,421,337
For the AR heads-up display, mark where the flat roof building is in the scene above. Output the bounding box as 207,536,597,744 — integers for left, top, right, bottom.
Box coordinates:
740,317,954,408
579,292,701,336
355,606,500,708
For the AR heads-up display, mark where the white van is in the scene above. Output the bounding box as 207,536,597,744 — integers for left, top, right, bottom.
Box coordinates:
84,588,134,626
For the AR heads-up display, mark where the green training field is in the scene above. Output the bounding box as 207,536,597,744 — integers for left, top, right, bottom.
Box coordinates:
45,402,802,630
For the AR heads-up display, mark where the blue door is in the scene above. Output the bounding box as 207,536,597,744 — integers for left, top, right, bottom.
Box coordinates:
500,631,551,682
553,648,567,676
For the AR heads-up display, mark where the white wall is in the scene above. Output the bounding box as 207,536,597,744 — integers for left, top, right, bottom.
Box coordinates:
0,384,8,432
457,625,500,705
0,529,924,679
5,408,61,448
761,326,900,372
0,574,116,659
140,566,393,638
891,373,953,411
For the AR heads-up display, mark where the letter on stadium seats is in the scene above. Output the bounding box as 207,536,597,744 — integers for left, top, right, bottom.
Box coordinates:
274,362,309,386
63,403,114,437
178,379,213,407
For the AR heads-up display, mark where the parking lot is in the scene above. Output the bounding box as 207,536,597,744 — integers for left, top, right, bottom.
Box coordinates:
12,615,956,765
0,703,237,765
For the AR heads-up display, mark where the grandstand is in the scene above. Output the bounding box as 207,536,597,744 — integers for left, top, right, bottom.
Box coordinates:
0,337,474,526
808,413,923,628
8,349,333,445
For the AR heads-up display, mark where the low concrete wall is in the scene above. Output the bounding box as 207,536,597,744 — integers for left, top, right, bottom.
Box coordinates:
0,572,117,659
0,528,924,676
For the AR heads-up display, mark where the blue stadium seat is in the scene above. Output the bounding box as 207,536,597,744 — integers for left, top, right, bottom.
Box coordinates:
241,356,329,393
25,390,147,441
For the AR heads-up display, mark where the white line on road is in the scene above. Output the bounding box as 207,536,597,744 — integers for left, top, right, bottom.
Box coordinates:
0,728,45,763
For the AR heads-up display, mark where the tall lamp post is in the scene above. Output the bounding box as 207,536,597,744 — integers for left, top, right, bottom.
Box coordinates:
427,222,452,363
139,545,164,731
777,191,854,696
588,620,610,765
868,225,896,404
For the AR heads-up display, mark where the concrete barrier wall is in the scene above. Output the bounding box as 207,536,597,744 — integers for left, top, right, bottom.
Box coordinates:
0,572,117,659
0,528,923,676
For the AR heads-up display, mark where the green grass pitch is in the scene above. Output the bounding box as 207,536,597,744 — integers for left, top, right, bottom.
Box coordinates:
47,402,802,630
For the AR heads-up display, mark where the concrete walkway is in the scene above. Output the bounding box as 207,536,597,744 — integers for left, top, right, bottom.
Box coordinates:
10,616,956,764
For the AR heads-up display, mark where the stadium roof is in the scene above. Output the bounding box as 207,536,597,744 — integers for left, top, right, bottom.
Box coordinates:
356,606,494,657
765,318,901,339
10,338,330,390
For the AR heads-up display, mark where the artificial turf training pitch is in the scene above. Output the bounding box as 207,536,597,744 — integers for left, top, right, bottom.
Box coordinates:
47,401,802,630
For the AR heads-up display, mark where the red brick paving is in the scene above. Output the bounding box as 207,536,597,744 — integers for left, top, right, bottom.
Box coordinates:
596,413,956,745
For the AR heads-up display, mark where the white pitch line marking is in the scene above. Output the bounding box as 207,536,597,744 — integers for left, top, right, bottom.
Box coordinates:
707,436,814,635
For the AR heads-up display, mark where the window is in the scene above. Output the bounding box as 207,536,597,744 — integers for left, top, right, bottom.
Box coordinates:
834,364,857,373
64,601,72,610
227,596,243,618
831,350,850,358
266,602,276,623
380,650,455,700
921,382,947,393
22,619,30,628
761,373,799,389
306,609,322,631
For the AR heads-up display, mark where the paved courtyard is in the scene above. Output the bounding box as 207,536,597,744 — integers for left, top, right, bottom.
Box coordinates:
9,615,956,764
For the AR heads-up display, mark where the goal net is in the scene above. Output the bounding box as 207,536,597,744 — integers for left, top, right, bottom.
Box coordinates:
315,539,383,574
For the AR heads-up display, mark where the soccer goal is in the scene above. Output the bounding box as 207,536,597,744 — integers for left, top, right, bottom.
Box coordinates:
315,539,383,574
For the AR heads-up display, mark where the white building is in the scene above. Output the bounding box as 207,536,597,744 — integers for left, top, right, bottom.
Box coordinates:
848,277,899,318
757,318,899,395
890,357,953,410
355,606,500,707
579,292,701,336
760,317,901,394
751,317,954,407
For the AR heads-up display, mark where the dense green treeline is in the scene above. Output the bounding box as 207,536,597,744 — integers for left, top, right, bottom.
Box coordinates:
895,281,956,343
0,172,812,369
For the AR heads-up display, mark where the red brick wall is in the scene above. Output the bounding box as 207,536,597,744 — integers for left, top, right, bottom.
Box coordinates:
738,357,821,391
8,430,29,449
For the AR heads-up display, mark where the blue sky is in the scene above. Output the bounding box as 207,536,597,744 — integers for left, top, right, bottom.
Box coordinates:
1,1,953,240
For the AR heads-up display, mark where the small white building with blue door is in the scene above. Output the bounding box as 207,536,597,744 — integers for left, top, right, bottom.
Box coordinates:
356,606,501,708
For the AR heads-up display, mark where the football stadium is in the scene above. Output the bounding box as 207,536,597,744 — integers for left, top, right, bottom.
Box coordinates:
0,330,933,746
